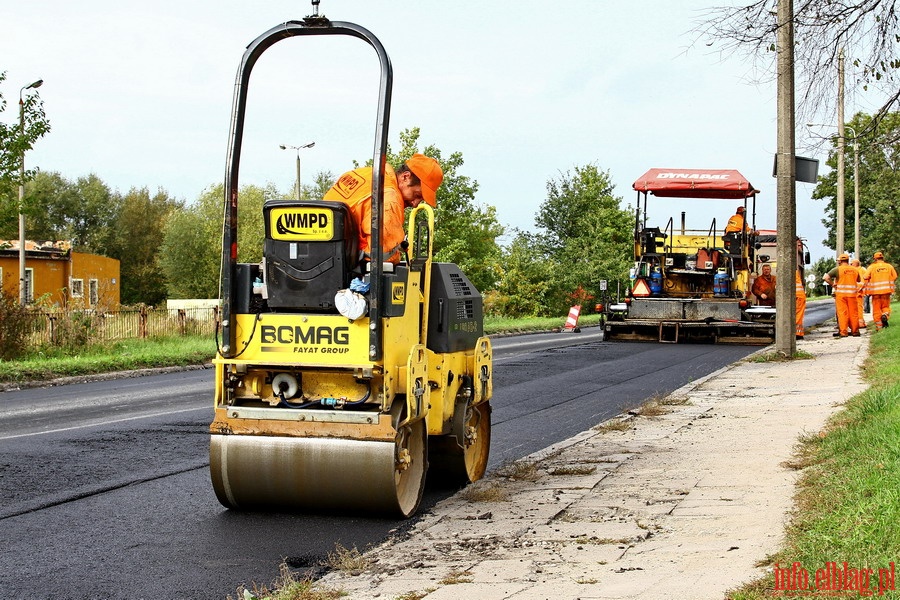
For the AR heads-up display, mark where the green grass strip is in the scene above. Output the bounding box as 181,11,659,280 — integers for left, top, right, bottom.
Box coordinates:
0,336,216,383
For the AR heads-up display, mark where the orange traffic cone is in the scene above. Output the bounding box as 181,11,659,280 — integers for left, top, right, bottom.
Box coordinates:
564,305,582,332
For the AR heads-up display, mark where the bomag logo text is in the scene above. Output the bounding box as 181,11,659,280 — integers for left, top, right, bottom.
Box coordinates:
275,211,329,236
261,325,350,345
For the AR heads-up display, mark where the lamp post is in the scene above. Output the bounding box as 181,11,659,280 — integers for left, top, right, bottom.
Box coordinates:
19,78,43,307
806,122,860,259
279,141,315,200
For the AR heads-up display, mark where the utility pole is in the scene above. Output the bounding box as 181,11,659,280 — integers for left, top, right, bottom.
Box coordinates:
775,0,797,357
19,78,43,307
852,133,860,258
836,48,845,257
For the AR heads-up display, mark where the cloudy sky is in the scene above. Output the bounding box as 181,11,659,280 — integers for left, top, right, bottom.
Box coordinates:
4,0,889,261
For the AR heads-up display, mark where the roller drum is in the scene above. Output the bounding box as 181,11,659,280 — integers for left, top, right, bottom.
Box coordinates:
210,426,427,517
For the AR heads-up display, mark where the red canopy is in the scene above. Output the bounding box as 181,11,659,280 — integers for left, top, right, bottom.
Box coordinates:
632,168,759,199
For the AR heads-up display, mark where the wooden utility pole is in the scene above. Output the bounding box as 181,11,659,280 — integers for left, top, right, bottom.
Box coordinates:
775,0,797,357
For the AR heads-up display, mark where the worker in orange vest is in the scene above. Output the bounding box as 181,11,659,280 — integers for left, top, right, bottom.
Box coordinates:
323,154,443,264
751,264,776,306
795,268,806,340
723,206,752,256
866,251,897,330
724,206,750,234
851,258,868,329
823,253,862,337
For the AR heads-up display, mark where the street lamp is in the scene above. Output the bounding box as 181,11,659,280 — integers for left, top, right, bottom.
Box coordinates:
807,122,860,259
19,78,43,307
279,141,315,200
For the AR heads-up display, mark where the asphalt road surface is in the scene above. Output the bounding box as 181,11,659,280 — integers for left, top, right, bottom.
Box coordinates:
0,307,833,599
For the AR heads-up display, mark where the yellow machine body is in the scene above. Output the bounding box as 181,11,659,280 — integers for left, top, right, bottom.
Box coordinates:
210,205,492,517
211,18,491,517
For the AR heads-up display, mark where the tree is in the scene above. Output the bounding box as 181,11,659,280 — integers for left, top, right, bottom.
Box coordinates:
812,111,900,260
107,187,182,305
159,183,273,299
487,231,554,317
383,127,504,292
533,164,633,315
696,1,900,126
302,170,336,202
16,171,117,253
0,71,51,202
810,256,836,297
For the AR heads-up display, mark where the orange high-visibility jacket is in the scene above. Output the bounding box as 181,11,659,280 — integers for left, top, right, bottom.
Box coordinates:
795,270,806,297
832,264,862,297
856,265,869,295
866,261,898,295
323,165,406,262
724,213,749,234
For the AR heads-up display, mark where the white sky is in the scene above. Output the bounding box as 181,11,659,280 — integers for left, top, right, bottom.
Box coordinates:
3,0,891,262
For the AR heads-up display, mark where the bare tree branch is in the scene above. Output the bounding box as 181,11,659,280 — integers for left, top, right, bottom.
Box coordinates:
694,0,900,131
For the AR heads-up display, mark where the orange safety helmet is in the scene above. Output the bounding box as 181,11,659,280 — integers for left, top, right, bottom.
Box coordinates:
406,154,443,208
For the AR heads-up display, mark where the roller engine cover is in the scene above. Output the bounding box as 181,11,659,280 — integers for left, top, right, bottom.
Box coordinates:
427,263,483,353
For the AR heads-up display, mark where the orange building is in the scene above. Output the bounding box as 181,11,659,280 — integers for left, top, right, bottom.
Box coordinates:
0,240,120,308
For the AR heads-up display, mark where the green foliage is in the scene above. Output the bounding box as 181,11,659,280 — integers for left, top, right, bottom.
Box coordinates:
812,111,900,262
0,335,216,383
809,256,836,296
159,183,272,299
15,171,118,253
0,71,51,203
487,231,553,317
0,287,31,360
48,308,98,351
106,187,183,305
384,127,505,292
532,164,633,315
303,170,336,202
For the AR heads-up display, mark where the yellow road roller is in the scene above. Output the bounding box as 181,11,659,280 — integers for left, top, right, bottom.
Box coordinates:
209,12,492,517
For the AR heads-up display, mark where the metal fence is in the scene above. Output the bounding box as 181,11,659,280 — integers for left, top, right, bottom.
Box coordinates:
24,306,219,348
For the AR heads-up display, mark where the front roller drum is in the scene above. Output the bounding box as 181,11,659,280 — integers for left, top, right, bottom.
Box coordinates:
209,418,427,517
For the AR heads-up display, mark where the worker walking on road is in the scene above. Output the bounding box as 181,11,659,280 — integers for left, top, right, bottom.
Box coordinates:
751,263,776,306
823,253,862,337
866,251,897,330
851,258,868,330
795,268,806,340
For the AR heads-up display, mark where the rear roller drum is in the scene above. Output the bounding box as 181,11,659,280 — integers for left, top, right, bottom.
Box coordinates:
429,400,491,486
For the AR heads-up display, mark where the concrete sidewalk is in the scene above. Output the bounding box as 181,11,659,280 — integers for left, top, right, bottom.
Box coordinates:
321,327,869,600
